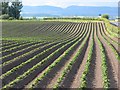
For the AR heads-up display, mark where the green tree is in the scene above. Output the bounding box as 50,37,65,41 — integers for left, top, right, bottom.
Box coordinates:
1,2,9,15
0,3,2,15
101,14,109,19
9,0,23,19
99,14,101,16
1,0,23,19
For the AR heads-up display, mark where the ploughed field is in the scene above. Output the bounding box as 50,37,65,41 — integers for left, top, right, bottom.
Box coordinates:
1,21,120,89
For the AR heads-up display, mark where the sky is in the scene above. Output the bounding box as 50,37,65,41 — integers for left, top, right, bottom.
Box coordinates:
22,0,119,8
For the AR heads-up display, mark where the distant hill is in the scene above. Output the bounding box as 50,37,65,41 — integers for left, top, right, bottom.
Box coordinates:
21,5,118,18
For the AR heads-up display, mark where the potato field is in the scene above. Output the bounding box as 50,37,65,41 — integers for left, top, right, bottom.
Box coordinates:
1,21,120,89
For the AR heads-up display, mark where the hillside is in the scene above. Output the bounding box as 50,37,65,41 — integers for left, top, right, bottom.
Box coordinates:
21,5,118,18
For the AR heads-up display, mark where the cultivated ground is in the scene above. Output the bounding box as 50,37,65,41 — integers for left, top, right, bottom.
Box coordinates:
1,20,120,89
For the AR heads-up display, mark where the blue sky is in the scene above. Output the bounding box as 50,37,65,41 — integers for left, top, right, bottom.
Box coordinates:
22,0,119,7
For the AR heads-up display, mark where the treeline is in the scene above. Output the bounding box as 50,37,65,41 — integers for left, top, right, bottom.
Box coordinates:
0,0,23,20
43,14,109,20
43,17,102,20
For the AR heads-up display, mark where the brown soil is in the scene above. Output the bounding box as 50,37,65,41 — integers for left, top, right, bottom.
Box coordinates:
31,37,85,88
97,22,119,88
47,41,84,88
90,23,103,88
70,23,92,88
2,42,48,64
100,22,119,53
2,42,27,51
60,36,89,88
2,43,57,74
2,42,67,86
10,37,79,88
25,23,88,89
2,22,119,89
2,42,42,56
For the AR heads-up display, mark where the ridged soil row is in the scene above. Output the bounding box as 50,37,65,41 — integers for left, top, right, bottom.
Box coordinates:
86,22,103,88
102,22,119,44
68,22,93,88
1,24,84,89
48,22,91,88
99,22,119,53
25,22,89,89
97,22,118,88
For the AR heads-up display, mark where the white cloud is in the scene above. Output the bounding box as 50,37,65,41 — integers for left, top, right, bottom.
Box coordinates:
22,0,119,7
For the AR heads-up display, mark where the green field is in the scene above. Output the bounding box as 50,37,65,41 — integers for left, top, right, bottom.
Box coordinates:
1,20,119,89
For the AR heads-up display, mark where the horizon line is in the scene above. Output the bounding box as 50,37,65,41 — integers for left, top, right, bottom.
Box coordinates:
23,5,118,8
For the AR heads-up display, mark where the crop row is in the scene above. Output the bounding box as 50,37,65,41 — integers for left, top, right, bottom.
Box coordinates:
1,26,86,86
96,36,110,88
98,23,120,61
3,22,87,42
1,22,89,89
1,41,41,55
0,42,48,62
29,22,90,89
2,24,83,65
0,41,68,80
1,42,57,69
2,41,16,46
1,21,117,89
53,23,90,89
1,41,28,50
101,22,119,46
79,23,94,88
102,19,118,38
1,36,81,89
96,25,110,89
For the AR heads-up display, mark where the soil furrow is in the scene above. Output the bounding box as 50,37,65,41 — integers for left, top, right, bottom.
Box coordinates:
2,42,67,86
90,23,103,88
63,22,92,88
97,22,119,88
25,23,88,89
100,22,119,53
2,42,42,56
2,43,57,74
